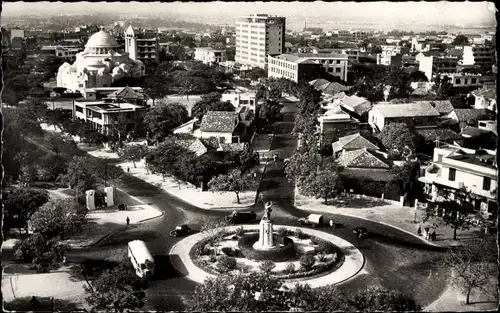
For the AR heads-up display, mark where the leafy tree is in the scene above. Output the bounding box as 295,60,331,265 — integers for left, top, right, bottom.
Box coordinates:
3,188,50,233
258,99,283,124
303,160,344,205
236,146,260,173
34,154,68,182
249,67,266,81
143,101,189,142
59,156,97,197
425,187,477,240
376,122,421,157
13,232,68,268
452,34,469,46
44,108,73,131
208,169,257,204
432,75,456,99
439,239,497,305
259,260,276,274
145,138,189,179
410,70,429,82
385,67,413,99
191,92,235,119
351,287,421,312
84,261,147,312
118,144,149,168
29,199,87,240
200,217,230,245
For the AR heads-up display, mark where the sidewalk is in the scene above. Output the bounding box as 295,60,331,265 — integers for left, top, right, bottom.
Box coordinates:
86,147,262,210
294,193,487,248
66,204,163,248
2,266,88,310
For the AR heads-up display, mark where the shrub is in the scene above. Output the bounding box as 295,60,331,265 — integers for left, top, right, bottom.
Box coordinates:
221,247,234,256
231,235,239,240
299,254,316,271
294,228,308,239
316,241,336,254
202,244,212,256
277,227,289,237
235,226,245,237
218,255,237,271
259,260,276,273
309,236,320,245
284,262,296,274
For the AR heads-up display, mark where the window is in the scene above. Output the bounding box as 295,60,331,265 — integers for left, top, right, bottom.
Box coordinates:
335,68,341,73
336,60,341,64
219,137,226,144
455,78,461,84
437,154,443,163
448,168,456,181
471,78,477,84
75,106,83,113
483,177,491,191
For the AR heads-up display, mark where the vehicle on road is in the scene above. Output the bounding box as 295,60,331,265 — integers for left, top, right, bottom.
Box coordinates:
226,211,257,224
128,240,154,278
353,227,368,239
298,214,324,227
169,224,191,237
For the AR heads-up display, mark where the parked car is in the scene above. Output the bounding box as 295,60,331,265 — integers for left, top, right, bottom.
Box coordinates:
298,214,324,227
353,227,368,238
226,211,257,224
169,224,191,237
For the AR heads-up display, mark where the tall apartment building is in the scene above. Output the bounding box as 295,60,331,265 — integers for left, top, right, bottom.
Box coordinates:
235,14,286,69
124,26,160,63
419,55,459,81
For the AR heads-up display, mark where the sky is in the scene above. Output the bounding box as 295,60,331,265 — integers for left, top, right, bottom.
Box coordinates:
3,1,497,26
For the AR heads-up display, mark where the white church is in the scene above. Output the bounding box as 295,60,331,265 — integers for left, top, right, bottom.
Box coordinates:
57,29,145,92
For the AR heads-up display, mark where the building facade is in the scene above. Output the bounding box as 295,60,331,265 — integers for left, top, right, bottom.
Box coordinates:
419,55,459,81
124,26,160,63
235,14,286,69
57,29,145,93
72,100,147,135
222,89,257,112
194,47,227,65
368,102,440,131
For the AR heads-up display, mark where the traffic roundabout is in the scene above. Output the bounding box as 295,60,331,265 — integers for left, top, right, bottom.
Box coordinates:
169,224,365,288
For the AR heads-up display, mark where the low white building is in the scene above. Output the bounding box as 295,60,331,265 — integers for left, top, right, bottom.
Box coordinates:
199,111,240,144
420,144,497,218
472,86,496,112
439,72,484,88
222,89,257,112
194,47,227,65
73,100,147,135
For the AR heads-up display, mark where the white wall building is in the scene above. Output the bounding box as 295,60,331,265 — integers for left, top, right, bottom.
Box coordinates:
235,14,286,69
124,26,160,63
222,89,257,112
57,29,145,93
194,47,227,65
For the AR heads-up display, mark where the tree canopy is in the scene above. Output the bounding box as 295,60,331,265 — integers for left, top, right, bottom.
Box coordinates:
3,188,50,233
191,92,235,120
208,169,257,204
143,101,189,141
452,34,469,46
376,122,423,157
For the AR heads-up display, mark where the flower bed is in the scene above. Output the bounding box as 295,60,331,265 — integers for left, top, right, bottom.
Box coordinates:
238,233,296,262
188,227,345,280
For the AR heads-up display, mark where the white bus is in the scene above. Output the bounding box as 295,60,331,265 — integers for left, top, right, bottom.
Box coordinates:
127,240,155,278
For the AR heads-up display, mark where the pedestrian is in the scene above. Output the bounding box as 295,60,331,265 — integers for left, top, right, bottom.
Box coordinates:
62,255,67,265
417,226,422,236
126,216,130,226
329,219,334,228
30,296,40,310
50,297,54,312
424,226,430,240
273,153,278,162
127,166,130,173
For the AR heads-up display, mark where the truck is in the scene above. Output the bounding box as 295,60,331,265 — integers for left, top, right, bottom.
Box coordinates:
128,240,155,278
298,214,324,227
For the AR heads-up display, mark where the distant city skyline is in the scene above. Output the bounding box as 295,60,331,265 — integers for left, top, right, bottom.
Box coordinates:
2,1,497,31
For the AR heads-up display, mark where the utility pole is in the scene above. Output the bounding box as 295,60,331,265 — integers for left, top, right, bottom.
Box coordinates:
104,163,107,187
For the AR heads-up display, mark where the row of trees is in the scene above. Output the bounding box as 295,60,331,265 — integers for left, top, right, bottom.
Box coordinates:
189,272,421,311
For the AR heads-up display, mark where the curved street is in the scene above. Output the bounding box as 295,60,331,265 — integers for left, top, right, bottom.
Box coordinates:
66,101,451,310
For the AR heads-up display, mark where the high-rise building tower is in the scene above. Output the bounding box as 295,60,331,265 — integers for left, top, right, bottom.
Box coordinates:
235,14,286,69
124,26,160,63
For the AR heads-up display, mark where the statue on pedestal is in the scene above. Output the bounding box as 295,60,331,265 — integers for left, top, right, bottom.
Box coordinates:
263,201,273,221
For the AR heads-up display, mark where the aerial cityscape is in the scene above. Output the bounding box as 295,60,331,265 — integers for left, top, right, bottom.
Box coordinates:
1,1,498,312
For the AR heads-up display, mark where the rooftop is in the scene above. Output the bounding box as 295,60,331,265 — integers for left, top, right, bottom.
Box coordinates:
412,100,454,115
374,102,440,118
332,133,379,153
336,148,391,169
200,111,238,133
75,101,144,113
341,95,370,109
445,153,497,171
452,108,491,122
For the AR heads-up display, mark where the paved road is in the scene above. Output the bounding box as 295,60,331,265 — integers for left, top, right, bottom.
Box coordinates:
5,101,450,310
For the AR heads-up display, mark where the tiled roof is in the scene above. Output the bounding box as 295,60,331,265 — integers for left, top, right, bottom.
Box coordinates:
416,128,461,142
452,109,490,122
412,100,454,115
322,83,351,95
107,86,144,100
337,148,391,169
219,143,246,152
342,95,370,109
200,111,237,133
473,87,496,99
174,138,209,156
332,133,379,153
460,126,495,138
374,102,440,118
341,168,395,182
309,78,331,88
200,137,220,150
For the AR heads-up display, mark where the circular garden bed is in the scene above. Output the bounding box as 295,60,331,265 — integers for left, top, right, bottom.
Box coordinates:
189,226,345,280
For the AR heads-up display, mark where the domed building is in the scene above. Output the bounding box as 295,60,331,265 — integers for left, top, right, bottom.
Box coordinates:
57,29,145,92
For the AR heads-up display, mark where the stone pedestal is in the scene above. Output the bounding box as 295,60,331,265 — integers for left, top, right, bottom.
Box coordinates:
86,190,96,210
104,186,115,206
253,219,274,250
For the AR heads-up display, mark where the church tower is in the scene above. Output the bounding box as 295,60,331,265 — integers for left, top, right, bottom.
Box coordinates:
125,25,137,61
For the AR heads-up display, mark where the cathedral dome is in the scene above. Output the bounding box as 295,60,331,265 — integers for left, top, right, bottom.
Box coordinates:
86,30,119,48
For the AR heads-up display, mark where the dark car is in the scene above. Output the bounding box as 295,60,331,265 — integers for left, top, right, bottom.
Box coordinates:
225,211,257,224
353,227,368,238
169,224,191,237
